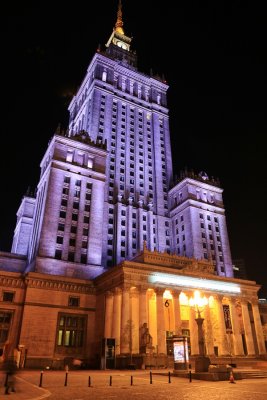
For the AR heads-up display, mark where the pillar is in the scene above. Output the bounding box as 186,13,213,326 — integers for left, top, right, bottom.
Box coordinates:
111,287,122,354
156,288,166,354
252,300,266,354
229,298,244,355
139,286,148,328
147,289,157,347
130,288,140,354
215,296,229,355
104,291,114,338
120,287,130,354
189,306,199,355
203,303,214,356
172,290,182,335
241,300,256,355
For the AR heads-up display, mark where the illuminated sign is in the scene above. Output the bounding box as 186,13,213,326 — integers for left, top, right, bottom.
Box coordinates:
173,338,189,363
148,273,241,294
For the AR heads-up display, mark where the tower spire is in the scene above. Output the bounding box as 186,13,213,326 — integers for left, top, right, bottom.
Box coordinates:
115,0,124,35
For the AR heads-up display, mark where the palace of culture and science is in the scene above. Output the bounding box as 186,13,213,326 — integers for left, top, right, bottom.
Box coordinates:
0,1,266,369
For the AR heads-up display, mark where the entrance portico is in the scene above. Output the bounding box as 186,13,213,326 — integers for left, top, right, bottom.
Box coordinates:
96,247,266,367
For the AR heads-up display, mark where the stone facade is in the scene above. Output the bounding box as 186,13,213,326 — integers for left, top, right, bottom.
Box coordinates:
0,3,266,368
0,249,266,368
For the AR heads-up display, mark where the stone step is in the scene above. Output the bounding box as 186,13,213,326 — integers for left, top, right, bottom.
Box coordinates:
240,370,267,379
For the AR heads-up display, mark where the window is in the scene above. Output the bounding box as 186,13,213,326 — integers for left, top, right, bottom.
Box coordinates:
69,238,76,247
64,176,70,184
73,202,79,210
84,204,90,212
69,297,80,307
56,314,86,347
60,211,66,219
81,254,87,264
72,213,78,221
3,292,14,302
57,236,63,244
71,226,77,234
55,249,62,259
58,223,65,231
0,311,12,343
68,252,75,262
83,228,89,236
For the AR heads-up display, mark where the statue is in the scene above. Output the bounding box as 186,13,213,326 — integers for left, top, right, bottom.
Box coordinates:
140,323,153,353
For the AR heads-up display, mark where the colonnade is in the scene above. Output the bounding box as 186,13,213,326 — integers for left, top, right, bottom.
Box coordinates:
104,285,266,357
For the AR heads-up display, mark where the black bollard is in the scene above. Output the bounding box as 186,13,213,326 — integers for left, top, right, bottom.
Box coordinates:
39,371,44,387
110,375,112,386
131,375,133,386
4,373,9,387
168,371,171,383
189,369,192,383
88,376,91,387
64,371,68,386
150,371,152,384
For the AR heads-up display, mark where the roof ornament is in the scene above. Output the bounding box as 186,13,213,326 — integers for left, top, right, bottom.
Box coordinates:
115,0,124,35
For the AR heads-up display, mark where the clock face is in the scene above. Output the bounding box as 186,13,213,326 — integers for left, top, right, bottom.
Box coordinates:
117,41,127,50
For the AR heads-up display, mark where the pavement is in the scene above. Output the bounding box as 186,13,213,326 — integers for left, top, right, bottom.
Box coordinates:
1,369,267,399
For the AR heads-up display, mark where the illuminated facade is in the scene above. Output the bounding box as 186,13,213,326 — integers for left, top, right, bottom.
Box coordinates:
0,1,266,368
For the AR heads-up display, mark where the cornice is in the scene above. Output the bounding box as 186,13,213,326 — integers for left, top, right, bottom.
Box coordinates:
25,276,95,294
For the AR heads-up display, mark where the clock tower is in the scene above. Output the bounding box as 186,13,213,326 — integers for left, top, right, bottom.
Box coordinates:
105,0,137,67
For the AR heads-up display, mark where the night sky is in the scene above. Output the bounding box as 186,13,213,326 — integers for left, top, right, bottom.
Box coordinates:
1,1,266,295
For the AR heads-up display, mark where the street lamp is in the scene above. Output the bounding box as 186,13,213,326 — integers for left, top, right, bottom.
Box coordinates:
189,290,211,372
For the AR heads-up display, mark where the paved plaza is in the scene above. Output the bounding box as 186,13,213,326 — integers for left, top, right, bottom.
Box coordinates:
1,369,267,400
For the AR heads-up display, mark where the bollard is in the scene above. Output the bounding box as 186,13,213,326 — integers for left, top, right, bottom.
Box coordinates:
189,369,192,383
168,371,171,383
88,376,91,387
150,371,152,384
131,375,133,386
110,375,112,386
64,371,68,387
39,371,44,387
4,373,9,387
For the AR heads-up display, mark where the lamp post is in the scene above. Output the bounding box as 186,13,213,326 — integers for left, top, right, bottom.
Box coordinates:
189,290,211,372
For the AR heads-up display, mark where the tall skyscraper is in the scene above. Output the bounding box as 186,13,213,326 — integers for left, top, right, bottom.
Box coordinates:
11,1,233,279
2,1,266,369
67,1,173,269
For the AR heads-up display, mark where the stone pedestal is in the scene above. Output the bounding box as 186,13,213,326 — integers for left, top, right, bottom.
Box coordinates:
195,356,211,372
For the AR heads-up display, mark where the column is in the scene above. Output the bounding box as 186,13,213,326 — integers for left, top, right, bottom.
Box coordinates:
172,290,182,335
203,303,214,356
139,286,148,328
130,288,140,354
252,300,266,354
156,288,166,354
104,291,114,338
215,296,229,355
120,287,130,354
189,305,199,355
229,298,244,355
147,289,157,346
241,300,255,355
111,287,122,355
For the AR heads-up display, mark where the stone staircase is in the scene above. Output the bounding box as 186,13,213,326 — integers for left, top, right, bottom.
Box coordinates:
239,370,267,379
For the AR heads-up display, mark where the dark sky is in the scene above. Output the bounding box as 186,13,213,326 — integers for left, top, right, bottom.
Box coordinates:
1,1,266,295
